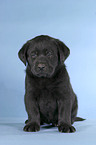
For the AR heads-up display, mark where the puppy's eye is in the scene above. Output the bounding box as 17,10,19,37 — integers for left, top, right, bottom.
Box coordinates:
31,52,37,58
46,51,52,57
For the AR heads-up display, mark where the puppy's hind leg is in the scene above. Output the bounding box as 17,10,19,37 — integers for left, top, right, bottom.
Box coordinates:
71,96,78,124
25,119,28,124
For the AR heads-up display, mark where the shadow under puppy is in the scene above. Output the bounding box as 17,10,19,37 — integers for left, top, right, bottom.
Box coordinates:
18,35,84,133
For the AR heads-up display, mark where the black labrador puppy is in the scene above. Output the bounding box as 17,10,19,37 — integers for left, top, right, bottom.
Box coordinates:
18,35,84,133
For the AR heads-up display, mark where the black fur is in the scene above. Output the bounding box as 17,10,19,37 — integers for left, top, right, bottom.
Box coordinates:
18,35,83,133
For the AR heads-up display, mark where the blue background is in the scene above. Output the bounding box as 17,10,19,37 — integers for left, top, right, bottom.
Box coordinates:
0,0,96,120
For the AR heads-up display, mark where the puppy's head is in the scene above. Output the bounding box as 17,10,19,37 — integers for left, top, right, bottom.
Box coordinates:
18,35,70,78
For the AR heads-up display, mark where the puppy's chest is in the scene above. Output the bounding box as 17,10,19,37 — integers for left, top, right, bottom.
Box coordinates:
37,89,57,115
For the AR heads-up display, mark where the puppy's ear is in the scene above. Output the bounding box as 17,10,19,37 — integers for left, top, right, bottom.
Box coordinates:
55,39,70,64
18,41,30,65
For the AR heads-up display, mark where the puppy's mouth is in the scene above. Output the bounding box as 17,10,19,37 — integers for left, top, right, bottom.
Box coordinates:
36,73,50,78
34,70,53,78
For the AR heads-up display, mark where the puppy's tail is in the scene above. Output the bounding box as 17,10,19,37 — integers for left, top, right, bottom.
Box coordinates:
75,117,86,122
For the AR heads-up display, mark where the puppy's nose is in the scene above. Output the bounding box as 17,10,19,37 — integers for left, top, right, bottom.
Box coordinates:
38,63,45,70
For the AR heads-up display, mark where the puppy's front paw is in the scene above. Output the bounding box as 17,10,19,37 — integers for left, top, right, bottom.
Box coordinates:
58,123,76,133
23,122,40,132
